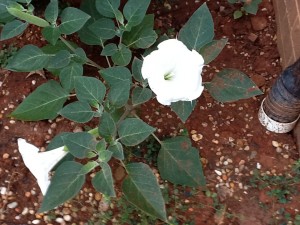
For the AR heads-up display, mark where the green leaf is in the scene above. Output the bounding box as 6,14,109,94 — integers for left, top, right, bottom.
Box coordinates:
74,76,106,105
6,6,49,27
47,50,71,69
88,18,116,39
0,19,28,41
46,132,72,151
233,10,243,19
59,7,90,35
101,43,118,56
80,161,98,175
45,0,58,23
123,0,151,30
63,132,95,159
95,0,120,18
158,136,206,187
243,0,261,15
132,87,152,106
0,0,14,23
6,44,49,72
100,66,132,107
111,44,132,66
80,0,103,20
10,80,68,121
59,62,83,92
59,101,94,123
98,150,113,163
205,69,263,102
122,163,167,221
39,161,85,212
170,100,196,123
98,111,116,139
92,162,116,197
118,118,155,146
73,48,88,64
132,57,144,83
199,38,228,64
78,20,103,45
42,40,77,54
178,3,214,51
41,26,61,45
123,14,157,49
108,142,124,160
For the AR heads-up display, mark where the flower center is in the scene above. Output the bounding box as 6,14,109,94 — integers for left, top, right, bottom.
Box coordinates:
164,72,174,80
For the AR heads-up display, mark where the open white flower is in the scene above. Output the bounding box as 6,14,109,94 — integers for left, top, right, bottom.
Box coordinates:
141,39,205,105
18,138,67,195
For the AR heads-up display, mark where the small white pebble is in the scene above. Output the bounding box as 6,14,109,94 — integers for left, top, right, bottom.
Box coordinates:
7,202,18,209
0,187,7,195
272,141,280,148
32,219,41,224
63,215,72,221
256,162,262,169
214,170,222,176
55,217,65,223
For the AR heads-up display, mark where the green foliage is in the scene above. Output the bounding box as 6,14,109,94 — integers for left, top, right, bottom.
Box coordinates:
0,44,17,68
2,0,263,221
122,163,167,221
205,69,263,102
227,0,262,19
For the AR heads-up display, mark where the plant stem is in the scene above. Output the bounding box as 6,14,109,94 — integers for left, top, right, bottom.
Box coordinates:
59,36,103,70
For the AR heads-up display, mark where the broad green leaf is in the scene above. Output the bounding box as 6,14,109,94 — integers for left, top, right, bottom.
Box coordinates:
132,87,152,106
98,150,113,163
39,161,85,212
41,26,61,45
42,40,77,54
111,44,132,66
6,45,49,72
63,132,95,158
199,38,228,64
123,0,151,30
73,48,88,64
243,0,262,14
75,76,106,105
59,7,90,35
108,142,124,160
158,136,206,187
100,66,132,107
46,132,72,151
10,80,68,121
92,162,116,197
205,69,263,102
47,50,71,69
108,85,131,107
122,163,167,221
0,0,14,23
98,111,116,139
101,43,118,56
170,100,196,123
0,19,28,41
80,161,98,175
178,3,214,51
59,62,83,92
59,101,94,123
95,0,120,18
118,118,155,146
6,6,49,27
123,15,157,49
96,139,106,152
45,0,58,23
132,57,144,83
89,18,116,39
80,0,103,20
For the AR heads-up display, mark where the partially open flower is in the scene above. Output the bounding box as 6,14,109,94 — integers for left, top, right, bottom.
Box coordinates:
18,138,67,195
141,39,205,105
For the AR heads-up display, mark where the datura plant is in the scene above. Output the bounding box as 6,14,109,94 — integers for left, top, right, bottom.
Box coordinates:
0,0,262,222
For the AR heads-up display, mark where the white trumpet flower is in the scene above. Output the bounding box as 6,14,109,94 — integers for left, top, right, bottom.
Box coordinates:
141,39,205,105
18,138,67,195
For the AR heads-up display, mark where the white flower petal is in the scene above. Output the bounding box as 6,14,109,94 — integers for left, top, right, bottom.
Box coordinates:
141,39,205,105
18,138,67,195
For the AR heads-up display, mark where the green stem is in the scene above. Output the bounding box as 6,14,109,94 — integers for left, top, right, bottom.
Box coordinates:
59,36,103,70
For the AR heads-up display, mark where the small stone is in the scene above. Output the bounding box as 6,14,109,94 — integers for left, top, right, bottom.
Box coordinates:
63,215,72,222
276,147,282,153
95,192,102,201
251,16,268,31
272,141,280,148
32,219,41,224
7,202,18,209
55,217,64,223
214,170,222,176
256,162,262,169
21,207,29,215
3,153,10,159
0,187,7,195
25,192,31,197
248,33,258,42
283,154,289,159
